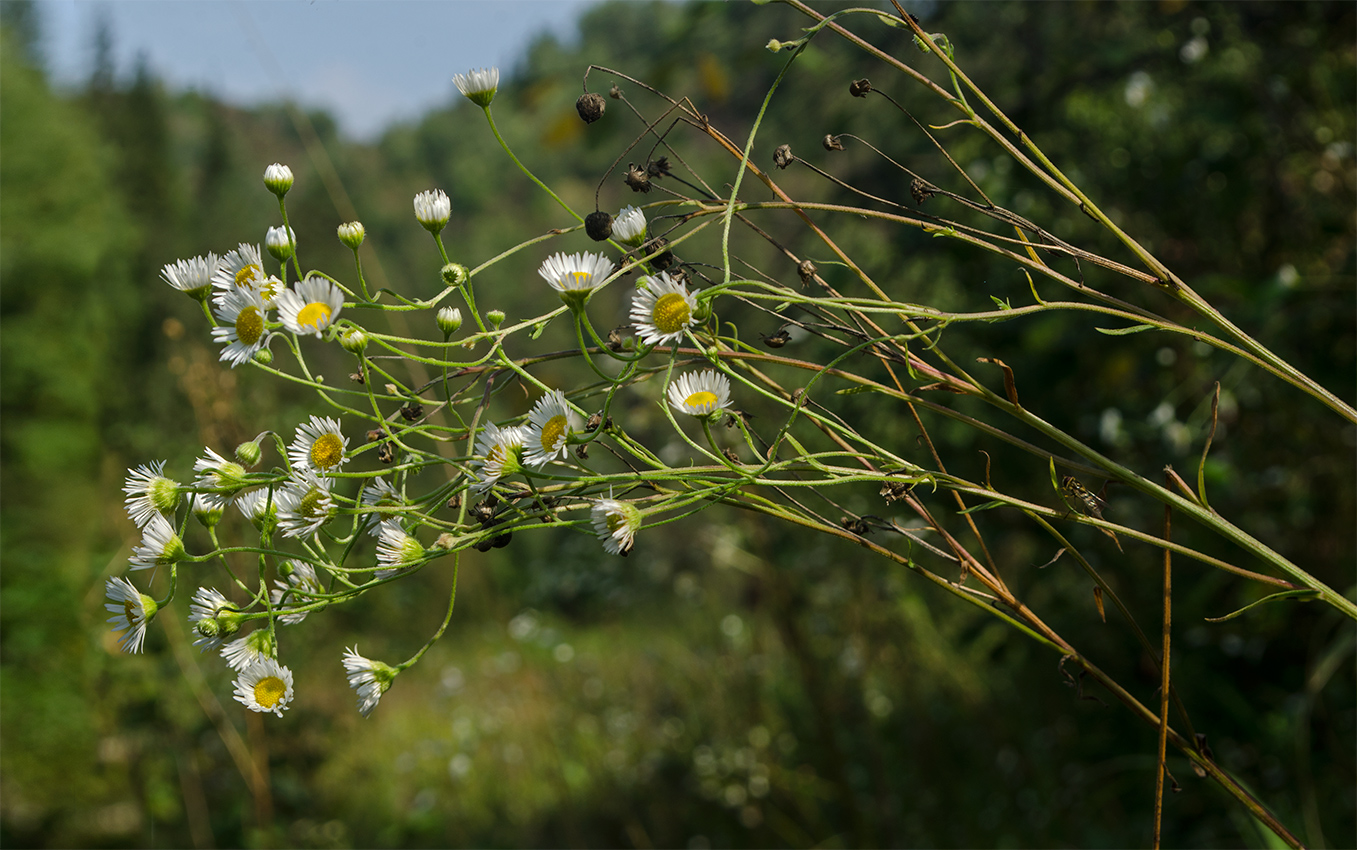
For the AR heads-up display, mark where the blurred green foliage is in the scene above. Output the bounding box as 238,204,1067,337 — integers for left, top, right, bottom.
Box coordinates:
1,1,1352,847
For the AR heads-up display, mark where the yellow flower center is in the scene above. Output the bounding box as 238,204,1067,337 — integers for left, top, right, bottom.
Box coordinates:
235,305,264,345
652,292,691,334
540,415,568,452
606,512,625,534
253,675,288,709
310,433,344,469
236,264,263,288
299,488,327,519
685,391,719,409
570,271,592,288
296,301,332,331
123,599,139,623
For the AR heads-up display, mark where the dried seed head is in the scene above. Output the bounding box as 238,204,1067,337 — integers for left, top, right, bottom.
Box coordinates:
822,134,845,152
849,78,872,97
722,447,740,464
624,164,651,193
584,211,613,242
576,92,606,124
762,329,791,349
646,157,671,178
366,429,384,443
606,327,624,352
910,177,936,205
575,443,589,460
585,413,603,432
840,516,870,535
608,84,622,99
773,144,795,169
797,259,817,284
880,479,915,503
446,494,462,512
400,402,424,422
378,443,395,464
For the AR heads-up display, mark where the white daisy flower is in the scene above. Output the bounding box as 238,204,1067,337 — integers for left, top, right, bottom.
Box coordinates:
342,646,398,718
275,472,337,539
193,447,250,502
211,286,271,368
667,369,732,417
375,519,426,579
221,628,275,672
188,586,240,653
522,389,581,467
235,488,280,534
128,513,186,571
276,275,344,338
212,243,281,305
359,476,405,535
162,253,221,300
413,188,451,233
122,460,180,527
192,490,228,528
591,496,642,556
538,251,614,310
233,657,295,717
287,415,349,475
105,577,158,653
471,422,525,493
453,67,500,107
630,271,697,345
613,205,648,246
270,561,324,625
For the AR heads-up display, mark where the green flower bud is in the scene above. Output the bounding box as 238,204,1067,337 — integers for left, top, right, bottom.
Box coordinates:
441,263,470,287
253,348,274,366
339,327,368,353
437,307,463,338
486,310,506,329
337,221,366,249
235,439,263,468
263,163,294,196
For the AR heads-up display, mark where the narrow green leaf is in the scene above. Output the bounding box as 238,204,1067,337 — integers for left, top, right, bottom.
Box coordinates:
1204,589,1319,623
990,295,1013,311
958,500,1006,515
1094,324,1157,336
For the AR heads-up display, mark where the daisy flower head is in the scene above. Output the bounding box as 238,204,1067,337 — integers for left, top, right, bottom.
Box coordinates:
271,561,324,625
376,519,426,579
288,415,349,475
360,476,405,535
188,586,241,653
613,205,648,247
668,369,732,418
436,306,463,338
221,628,276,672
162,253,221,301
128,513,187,571
523,389,581,467
233,657,295,717
193,447,250,501
211,286,271,368
413,188,451,234
472,422,525,494
337,220,366,249
263,162,293,196
275,472,337,540
630,271,697,346
192,490,228,529
591,495,642,556
235,488,280,535
123,460,180,527
538,251,614,311
453,66,500,108
212,242,280,304
342,647,398,718
277,275,344,338
105,577,158,653
265,225,296,261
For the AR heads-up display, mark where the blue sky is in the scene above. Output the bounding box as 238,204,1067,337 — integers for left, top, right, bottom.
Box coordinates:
39,1,600,141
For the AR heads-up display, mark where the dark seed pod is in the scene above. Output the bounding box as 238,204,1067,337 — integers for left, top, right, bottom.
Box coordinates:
773,144,795,169
575,443,589,460
606,327,624,352
722,447,740,464
349,371,366,384
585,413,603,432
910,177,936,205
647,157,671,178
576,92,606,124
585,210,613,241
470,499,498,527
366,429,384,443
762,329,791,349
645,237,674,270
840,516,870,535
624,163,651,193
473,536,495,552
822,134,844,152
446,494,462,512
849,78,872,97
400,402,424,422
378,442,395,464
797,259,817,284
490,531,513,549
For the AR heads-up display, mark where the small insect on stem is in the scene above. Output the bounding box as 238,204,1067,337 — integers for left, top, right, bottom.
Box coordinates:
1061,475,1106,520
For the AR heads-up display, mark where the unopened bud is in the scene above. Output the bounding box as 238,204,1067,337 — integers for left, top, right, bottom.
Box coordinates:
486,309,506,328
234,439,263,468
576,92,606,124
441,263,469,287
437,306,463,337
337,221,365,249
252,348,273,366
265,225,296,261
413,189,451,234
263,163,294,196
339,327,368,353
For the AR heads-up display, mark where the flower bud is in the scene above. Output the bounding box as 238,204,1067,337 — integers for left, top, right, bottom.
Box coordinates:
263,163,294,196
253,348,273,366
453,67,500,108
265,225,295,261
613,205,647,247
584,211,613,242
486,309,506,329
441,263,469,287
576,92,606,124
437,306,463,337
337,221,365,249
235,439,263,468
339,327,368,353
413,189,451,234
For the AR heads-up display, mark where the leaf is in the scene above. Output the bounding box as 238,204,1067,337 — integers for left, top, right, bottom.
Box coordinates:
1204,589,1320,623
957,500,1006,515
529,319,553,340
989,295,1013,311
835,386,876,396
1094,324,1157,336
1093,586,1106,622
